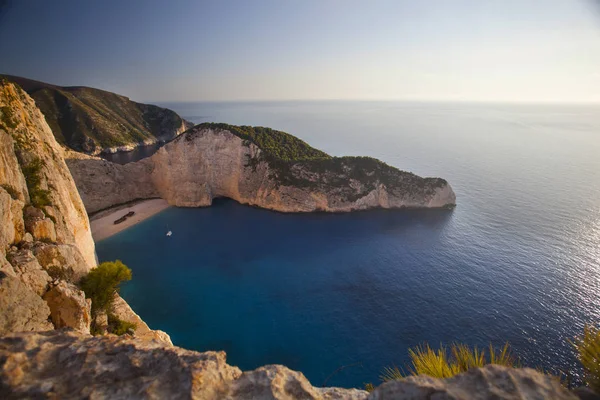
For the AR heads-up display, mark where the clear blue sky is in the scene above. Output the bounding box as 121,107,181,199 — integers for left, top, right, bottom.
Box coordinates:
0,0,599,102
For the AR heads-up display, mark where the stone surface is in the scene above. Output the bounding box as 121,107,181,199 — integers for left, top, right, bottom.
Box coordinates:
68,126,456,214
0,330,364,400
0,81,96,268
369,365,577,399
112,294,172,346
0,189,25,251
33,243,90,282
66,154,159,214
0,330,579,400
43,281,91,333
0,254,15,278
0,273,52,335
5,249,51,296
25,217,57,242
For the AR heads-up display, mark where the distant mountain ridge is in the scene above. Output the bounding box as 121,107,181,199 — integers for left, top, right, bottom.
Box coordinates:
0,75,193,155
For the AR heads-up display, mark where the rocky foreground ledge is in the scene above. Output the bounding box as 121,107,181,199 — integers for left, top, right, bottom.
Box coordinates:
67,124,456,214
0,330,575,400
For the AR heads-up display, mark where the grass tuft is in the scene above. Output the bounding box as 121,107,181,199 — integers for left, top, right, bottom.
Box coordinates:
381,342,519,381
572,325,600,392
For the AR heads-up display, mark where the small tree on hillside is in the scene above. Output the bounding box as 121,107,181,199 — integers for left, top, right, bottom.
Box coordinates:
80,260,132,318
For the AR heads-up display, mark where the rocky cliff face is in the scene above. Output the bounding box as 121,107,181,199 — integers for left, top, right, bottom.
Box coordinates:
0,80,96,268
1,75,193,155
0,80,169,344
68,125,456,213
0,330,577,400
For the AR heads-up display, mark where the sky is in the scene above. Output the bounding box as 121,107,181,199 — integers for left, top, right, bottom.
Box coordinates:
0,0,599,102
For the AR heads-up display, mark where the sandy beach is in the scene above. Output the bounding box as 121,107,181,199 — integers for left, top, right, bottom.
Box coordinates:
90,199,170,242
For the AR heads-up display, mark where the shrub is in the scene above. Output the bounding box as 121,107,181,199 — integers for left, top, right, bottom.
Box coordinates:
381,342,518,381
572,325,600,392
79,260,132,317
198,123,330,161
21,157,51,207
107,313,137,336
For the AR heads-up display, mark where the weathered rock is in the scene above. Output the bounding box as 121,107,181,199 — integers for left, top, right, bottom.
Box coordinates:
0,273,52,335
25,217,57,242
0,330,577,400
33,243,90,282
0,124,28,202
0,189,25,251
0,253,15,277
112,294,172,346
66,154,159,214
6,249,51,296
23,205,45,220
67,126,456,214
0,330,363,400
0,81,96,268
22,232,33,243
369,365,577,399
230,364,367,399
43,281,91,333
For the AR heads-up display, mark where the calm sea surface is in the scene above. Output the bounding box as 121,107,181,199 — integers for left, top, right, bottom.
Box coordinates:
96,101,600,388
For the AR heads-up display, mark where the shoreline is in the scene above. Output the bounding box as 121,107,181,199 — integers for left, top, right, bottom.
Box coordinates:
90,199,170,242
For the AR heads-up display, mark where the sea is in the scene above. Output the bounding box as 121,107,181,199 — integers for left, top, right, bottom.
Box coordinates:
96,100,600,389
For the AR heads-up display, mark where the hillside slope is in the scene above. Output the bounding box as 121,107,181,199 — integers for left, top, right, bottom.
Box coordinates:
1,75,192,154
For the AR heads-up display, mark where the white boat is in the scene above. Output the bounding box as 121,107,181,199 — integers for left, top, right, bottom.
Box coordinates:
166,231,172,237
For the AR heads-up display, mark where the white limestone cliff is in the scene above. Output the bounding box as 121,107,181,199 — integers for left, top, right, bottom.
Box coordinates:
68,126,456,214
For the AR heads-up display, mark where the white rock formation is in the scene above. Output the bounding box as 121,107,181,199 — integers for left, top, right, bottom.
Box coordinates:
67,126,456,214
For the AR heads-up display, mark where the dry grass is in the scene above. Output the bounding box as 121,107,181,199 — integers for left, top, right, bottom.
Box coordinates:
381,342,519,382
572,325,600,392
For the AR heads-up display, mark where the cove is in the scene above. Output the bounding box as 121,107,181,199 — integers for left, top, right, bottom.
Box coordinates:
96,197,580,389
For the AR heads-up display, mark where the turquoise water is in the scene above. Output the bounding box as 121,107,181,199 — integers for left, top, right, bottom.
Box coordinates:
96,101,600,388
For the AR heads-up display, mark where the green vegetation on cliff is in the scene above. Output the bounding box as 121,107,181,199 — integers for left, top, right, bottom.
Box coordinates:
21,157,51,207
80,260,136,336
198,123,331,161
195,123,449,201
1,75,192,154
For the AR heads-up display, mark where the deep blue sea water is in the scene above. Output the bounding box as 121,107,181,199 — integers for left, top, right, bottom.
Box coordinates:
96,101,600,388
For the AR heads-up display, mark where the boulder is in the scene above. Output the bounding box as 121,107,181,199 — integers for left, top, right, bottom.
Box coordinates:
43,281,91,334
230,364,367,399
33,243,90,282
6,249,51,296
0,272,53,335
25,217,57,243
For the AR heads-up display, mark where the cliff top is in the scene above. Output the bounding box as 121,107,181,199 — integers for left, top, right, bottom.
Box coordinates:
196,122,331,161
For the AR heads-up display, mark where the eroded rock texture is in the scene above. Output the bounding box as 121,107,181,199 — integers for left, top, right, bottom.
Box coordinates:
0,330,578,400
